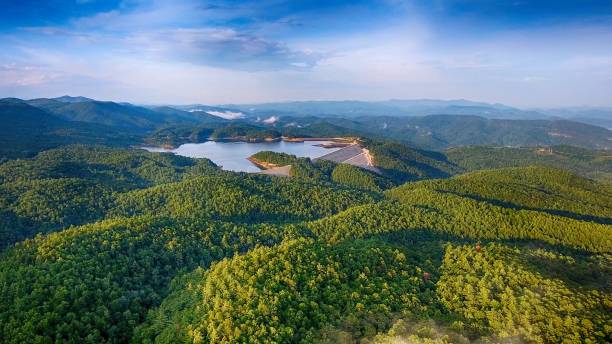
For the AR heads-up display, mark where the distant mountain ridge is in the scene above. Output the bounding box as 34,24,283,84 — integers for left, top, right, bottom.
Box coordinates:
1,96,610,161
220,99,544,119
534,106,612,129
53,95,95,103
219,99,611,128
26,97,206,130
0,98,139,159
341,115,612,150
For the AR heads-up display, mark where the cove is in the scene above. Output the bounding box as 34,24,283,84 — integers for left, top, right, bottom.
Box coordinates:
142,140,341,172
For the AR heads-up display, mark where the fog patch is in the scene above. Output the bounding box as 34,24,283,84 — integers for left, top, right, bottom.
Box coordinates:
263,115,279,124
204,110,245,120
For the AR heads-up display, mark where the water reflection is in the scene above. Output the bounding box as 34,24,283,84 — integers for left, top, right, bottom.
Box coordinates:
143,140,341,172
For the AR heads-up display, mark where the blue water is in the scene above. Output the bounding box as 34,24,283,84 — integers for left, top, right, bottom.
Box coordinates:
143,140,341,172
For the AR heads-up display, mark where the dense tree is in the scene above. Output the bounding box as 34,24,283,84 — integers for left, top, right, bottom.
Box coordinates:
363,140,461,183
331,164,394,192
0,178,113,248
0,217,298,343
135,239,441,344
437,243,611,343
447,145,612,183
310,191,611,253
0,145,220,247
0,143,610,344
391,166,612,223
111,173,378,223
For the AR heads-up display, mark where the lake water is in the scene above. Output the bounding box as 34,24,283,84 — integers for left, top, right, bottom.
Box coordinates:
143,140,341,172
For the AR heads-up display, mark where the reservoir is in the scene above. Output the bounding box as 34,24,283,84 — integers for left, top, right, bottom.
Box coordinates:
143,140,341,172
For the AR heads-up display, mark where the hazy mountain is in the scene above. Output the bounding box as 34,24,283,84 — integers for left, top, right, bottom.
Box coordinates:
5,96,611,151
0,98,66,130
378,99,545,119
26,98,206,130
0,98,139,159
221,99,547,119
53,95,95,103
346,115,612,150
534,107,612,129
222,100,406,117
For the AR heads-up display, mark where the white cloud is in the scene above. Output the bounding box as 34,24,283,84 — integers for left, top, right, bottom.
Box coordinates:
0,63,62,86
262,115,279,124
122,28,321,70
204,110,245,119
2,1,612,107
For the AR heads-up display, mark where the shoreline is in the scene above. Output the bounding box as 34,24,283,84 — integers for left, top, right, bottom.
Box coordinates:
143,136,356,150
246,156,280,170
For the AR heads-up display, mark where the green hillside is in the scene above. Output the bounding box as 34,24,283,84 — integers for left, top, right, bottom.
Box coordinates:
0,145,219,248
0,145,218,189
389,166,612,223
0,148,609,343
0,217,294,343
28,99,201,130
447,145,612,183
346,115,612,150
364,140,461,183
134,238,439,343
0,99,142,160
135,239,610,344
250,141,459,187
111,173,378,223
0,112,611,344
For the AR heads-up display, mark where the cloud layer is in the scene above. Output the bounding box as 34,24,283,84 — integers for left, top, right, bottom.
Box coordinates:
0,0,611,107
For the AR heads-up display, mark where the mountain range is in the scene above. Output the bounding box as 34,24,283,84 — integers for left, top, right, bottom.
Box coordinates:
1,95,611,161
219,99,612,126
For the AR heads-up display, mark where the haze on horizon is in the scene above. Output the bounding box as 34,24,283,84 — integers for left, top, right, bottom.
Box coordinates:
1,0,611,108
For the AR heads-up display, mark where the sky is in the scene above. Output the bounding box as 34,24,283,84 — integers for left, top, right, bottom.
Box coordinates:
0,0,611,107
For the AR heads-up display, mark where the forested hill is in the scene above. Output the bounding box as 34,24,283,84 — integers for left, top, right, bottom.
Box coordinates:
26,98,203,129
342,115,612,150
133,165,611,343
0,145,220,248
147,114,612,151
447,145,612,183
0,142,610,343
249,141,460,187
387,166,612,225
0,99,140,161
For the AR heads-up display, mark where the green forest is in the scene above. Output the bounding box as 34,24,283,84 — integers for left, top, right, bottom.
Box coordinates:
0,140,610,343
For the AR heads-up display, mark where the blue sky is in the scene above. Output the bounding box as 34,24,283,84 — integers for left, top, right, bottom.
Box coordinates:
1,0,611,107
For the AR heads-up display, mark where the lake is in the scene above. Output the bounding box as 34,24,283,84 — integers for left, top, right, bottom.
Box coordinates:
142,140,341,172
